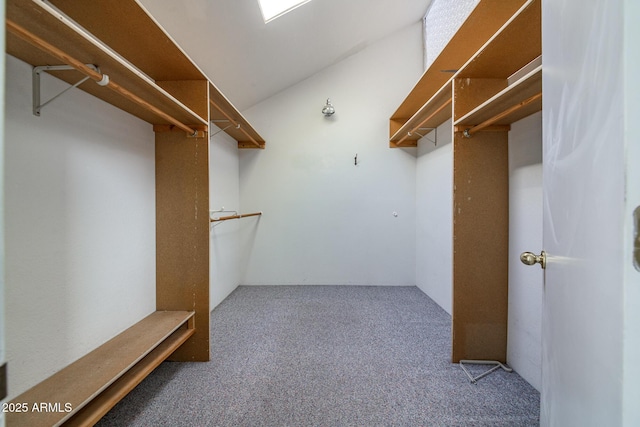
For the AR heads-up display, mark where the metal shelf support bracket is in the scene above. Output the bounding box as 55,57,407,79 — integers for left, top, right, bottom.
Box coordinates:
32,64,100,116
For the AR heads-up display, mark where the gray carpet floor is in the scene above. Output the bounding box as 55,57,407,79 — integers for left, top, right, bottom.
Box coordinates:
98,286,540,426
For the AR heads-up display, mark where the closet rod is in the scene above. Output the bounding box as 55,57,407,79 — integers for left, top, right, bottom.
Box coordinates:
463,92,542,138
209,100,261,148
210,212,262,223
6,20,198,136
395,98,452,147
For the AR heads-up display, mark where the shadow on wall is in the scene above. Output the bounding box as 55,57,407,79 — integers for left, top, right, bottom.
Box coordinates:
417,120,453,158
238,217,262,284
208,210,262,307
509,111,542,169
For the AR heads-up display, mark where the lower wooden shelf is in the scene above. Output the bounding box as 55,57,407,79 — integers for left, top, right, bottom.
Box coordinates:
7,310,195,427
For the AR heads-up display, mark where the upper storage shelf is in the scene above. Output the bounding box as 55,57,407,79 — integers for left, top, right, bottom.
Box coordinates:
209,82,266,149
390,79,452,147
454,0,541,81
389,0,534,148
454,63,541,136
6,0,265,149
453,0,541,134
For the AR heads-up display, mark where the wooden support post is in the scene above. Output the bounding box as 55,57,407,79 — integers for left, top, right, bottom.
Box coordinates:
452,130,509,362
155,129,210,362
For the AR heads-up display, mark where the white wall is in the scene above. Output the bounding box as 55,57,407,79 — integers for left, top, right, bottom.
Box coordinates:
4,55,156,398
209,129,243,309
423,0,479,69
507,112,542,391
416,121,453,313
238,24,423,286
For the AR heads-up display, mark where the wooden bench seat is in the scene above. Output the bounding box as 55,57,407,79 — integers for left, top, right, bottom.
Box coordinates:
7,310,195,427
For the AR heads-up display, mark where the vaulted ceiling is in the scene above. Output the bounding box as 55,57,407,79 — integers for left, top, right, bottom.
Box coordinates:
139,0,431,111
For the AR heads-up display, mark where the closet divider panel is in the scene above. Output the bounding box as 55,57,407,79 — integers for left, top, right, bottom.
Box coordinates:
156,130,210,362
452,130,509,362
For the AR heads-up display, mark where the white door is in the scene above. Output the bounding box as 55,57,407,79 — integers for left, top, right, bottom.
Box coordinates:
540,0,628,425
1,3,7,426
622,2,640,424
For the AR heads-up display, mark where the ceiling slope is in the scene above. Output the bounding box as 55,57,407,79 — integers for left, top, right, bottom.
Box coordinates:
139,0,431,111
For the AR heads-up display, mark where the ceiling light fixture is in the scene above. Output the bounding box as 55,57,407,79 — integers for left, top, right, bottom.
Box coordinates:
257,0,312,23
322,98,335,117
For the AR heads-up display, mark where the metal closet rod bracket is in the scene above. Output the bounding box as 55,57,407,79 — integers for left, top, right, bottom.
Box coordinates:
32,64,106,117
209,121,241,139
407,127,437,145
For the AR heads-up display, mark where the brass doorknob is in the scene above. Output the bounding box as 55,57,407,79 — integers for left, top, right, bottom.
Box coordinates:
520,251,546,269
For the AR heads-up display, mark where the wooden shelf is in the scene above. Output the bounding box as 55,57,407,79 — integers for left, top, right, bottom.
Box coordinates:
389,0,528,142
6,0,207,129
5,1,220,422
209,82,266,149
449,0,541,363
6,0,266,147
454,65,542,129
49,0,206,82
64,326,194,426
452,0,541,123
6,311,195,427
390,79,452,147
455,0,541,80
387,0,542,362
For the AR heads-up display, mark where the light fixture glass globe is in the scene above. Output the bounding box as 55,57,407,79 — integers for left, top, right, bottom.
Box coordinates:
322,98,335,116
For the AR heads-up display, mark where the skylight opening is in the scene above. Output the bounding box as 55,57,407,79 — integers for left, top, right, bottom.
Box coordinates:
257,0,312,23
